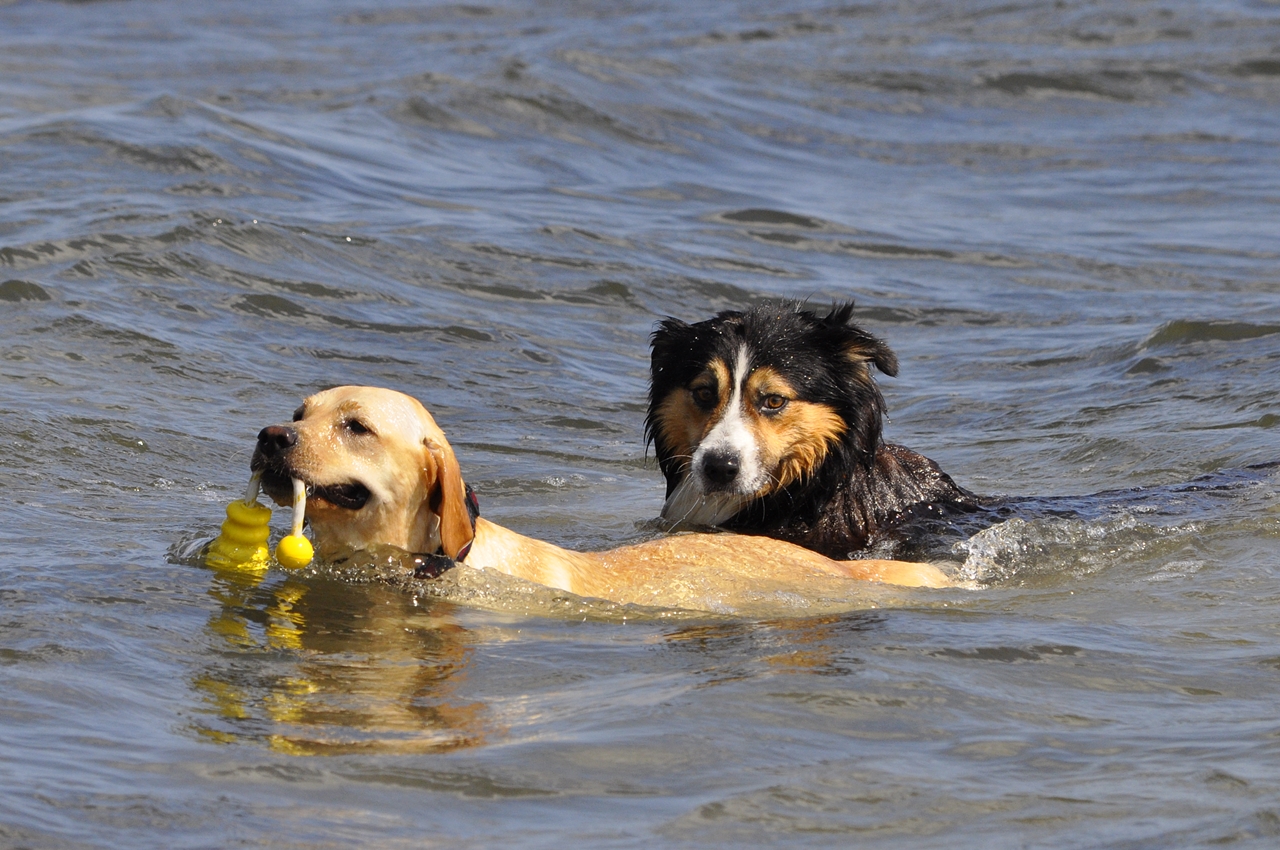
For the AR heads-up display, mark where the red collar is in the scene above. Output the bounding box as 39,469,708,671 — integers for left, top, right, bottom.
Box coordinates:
413,484,479,579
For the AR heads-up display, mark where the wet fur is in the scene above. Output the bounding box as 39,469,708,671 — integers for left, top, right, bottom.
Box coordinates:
248,386,952,601
647,301,979,559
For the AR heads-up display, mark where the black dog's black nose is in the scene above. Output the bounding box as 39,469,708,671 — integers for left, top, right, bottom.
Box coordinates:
701,450,741,487
256,424,298,456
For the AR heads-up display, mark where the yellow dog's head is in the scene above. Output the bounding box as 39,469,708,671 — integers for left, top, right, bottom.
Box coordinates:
250,386,474,559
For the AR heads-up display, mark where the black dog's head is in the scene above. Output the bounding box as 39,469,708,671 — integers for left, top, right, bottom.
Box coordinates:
645,300,897,527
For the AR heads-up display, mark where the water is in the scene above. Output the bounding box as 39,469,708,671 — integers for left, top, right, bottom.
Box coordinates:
3,0,1280,845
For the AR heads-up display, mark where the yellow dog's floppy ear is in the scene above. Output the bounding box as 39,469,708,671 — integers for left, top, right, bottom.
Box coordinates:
425,436,475,559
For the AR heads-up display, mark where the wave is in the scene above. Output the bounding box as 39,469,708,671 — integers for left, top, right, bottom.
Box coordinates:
1142,320,1280,348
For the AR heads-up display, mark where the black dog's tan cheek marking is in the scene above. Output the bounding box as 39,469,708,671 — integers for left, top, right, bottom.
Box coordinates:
741,366,846,493
653,359,733,476
652,393,704,475
767,400,846,490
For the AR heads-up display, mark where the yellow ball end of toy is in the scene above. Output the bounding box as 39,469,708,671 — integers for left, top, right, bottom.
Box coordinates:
275,534,314,570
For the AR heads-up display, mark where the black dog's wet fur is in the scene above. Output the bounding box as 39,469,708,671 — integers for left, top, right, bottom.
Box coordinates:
647,300,981,559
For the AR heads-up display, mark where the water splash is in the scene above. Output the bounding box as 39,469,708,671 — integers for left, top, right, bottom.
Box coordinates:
953,513,1199,585
953,464,1280,585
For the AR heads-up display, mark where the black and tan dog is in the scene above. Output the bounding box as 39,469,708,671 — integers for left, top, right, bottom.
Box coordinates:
248,386,951,608
647,301,979,560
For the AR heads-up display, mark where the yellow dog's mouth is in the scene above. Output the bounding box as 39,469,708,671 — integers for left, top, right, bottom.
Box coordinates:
255,466,371,511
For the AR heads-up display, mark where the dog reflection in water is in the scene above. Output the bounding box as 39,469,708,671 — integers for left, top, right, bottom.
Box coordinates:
194,570,888,755
196,569,489,755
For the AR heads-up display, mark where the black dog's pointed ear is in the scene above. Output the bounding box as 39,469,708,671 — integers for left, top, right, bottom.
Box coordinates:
822,301,898,377
847,334,898,377
650,317,691,361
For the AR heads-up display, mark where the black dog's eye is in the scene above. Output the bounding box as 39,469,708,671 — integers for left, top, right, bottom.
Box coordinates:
760,394,789,413
292,406,305,422
343,418,372,435
690,386,717,409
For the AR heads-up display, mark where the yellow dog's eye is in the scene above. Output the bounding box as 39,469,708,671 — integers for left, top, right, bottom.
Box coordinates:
760,394,788,412
344,418,372,435
292,406,305,422
690,386,717,408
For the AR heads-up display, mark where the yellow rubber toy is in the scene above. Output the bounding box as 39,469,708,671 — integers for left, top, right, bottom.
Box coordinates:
206,473,314,572
274,477,314,570
275,534,314,570
206,475,272,571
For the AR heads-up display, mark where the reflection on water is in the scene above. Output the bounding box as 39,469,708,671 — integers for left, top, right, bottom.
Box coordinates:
662,613,888,681
196,564,489,756
191,552,906,756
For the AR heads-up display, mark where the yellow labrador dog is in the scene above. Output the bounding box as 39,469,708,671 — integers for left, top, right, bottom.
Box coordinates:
249,386,951,604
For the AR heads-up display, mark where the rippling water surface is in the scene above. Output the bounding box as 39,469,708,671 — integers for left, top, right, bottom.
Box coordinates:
4,0,1280,846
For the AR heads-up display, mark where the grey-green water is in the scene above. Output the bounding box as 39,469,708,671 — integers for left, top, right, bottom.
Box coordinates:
3,0,1280,846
